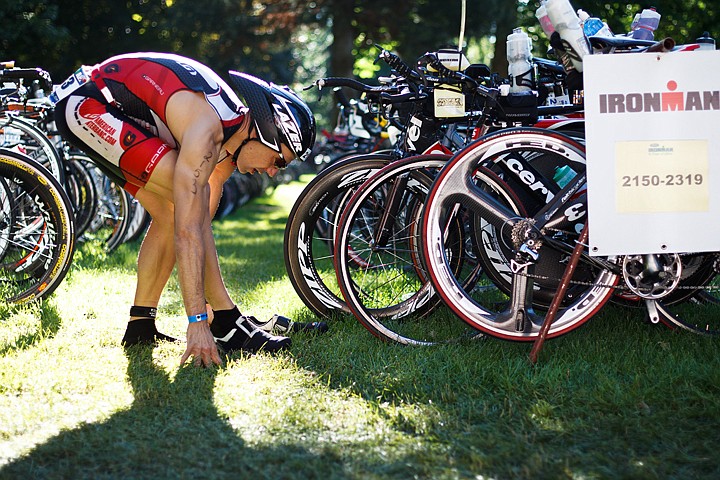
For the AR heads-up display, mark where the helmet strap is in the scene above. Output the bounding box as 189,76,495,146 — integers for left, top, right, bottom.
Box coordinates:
231,122,258,164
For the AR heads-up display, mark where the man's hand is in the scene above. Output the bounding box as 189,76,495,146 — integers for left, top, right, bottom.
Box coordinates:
180,321,222,367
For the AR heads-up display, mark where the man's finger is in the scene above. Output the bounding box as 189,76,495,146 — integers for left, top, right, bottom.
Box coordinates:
180,350,192,365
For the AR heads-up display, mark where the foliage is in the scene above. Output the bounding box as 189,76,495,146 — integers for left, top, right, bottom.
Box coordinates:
0,0,70,73
0,1,715,129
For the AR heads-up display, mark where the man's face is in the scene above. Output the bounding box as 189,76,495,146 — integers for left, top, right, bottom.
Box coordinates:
234,140,294,177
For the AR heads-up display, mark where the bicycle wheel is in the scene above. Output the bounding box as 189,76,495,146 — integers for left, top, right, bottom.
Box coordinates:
0,176,12,262
79,160,132,252
123,198,150,243
422,129,619,341
0,114,65,185
0,148,76,303
334,154,486,344
284,153,394,318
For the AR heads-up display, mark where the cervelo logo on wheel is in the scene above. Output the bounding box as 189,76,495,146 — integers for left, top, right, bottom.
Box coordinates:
598,80,720,114
296,222,342,309
501,156,554,204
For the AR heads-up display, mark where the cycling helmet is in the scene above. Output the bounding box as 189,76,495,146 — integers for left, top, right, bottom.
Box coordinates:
228,71,316,162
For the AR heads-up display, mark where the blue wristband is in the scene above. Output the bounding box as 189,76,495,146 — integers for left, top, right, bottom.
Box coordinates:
188,313,208,323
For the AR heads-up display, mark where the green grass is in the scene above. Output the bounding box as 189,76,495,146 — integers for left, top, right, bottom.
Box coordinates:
1,179,720,479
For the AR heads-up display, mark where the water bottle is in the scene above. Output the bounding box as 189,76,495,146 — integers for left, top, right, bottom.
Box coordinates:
553,165,577,188
630,8,661,41
507,28,534,92
696,32,716,51
545,0,591,72
537,2,579,78
577,9,613,38
535,3,555,38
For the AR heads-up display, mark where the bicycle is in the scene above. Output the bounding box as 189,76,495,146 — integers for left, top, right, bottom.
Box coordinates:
417,127,620,340
0,147,76,303
1,63,135,252
285,47,493,319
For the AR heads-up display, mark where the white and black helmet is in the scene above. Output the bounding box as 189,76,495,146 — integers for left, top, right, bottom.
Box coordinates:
228,71,316,162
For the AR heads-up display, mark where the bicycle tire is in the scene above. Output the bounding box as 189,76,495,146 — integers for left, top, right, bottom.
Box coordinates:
123,198,150,243
284,153,394,318
422,129,619,341
334,154,486,344
0,114,65,185
0,148,76,303
0,176,12,262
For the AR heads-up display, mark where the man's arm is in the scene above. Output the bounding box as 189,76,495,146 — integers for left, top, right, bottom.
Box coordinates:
166,91,226,366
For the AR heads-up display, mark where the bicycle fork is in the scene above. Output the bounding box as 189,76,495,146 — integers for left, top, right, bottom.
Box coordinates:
373,172,409,248
500,244,542,333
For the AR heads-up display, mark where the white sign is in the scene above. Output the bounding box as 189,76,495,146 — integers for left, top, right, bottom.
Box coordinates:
584,51,720,255
434,85,465,118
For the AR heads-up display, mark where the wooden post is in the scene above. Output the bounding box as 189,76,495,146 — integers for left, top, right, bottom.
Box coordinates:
529,224,589,364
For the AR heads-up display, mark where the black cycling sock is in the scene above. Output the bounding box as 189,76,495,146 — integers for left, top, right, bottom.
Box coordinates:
209,306,241,336
122,306,178,346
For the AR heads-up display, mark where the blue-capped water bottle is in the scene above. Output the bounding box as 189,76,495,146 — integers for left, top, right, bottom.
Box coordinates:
577,9,613,38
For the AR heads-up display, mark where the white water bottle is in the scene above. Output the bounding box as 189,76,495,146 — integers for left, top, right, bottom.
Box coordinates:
507,28,533,92
630,8,661,40
545,0,591,72
535,3,555,38
536,2,577,76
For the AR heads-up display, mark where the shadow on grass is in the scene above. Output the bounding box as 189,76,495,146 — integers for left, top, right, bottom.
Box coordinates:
0,345,340,479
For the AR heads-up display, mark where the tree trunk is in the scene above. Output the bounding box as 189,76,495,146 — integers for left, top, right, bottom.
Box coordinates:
490,0,519,80
330,0,356,78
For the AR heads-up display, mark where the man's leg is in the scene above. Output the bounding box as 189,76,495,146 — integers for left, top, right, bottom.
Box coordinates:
122,161,236,345
121,188,178,346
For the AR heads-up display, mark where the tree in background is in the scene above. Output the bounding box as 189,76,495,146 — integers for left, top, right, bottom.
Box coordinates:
1,0,716,130
0,0,70,76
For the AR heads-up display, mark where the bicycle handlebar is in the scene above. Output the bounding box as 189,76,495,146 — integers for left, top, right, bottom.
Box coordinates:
309,77,428,104
418,52,500,100
333,87,353,109
376,49,423,81
312,77,397,94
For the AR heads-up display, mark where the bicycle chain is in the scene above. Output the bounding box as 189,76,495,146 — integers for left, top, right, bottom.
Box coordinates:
508,226,720,293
